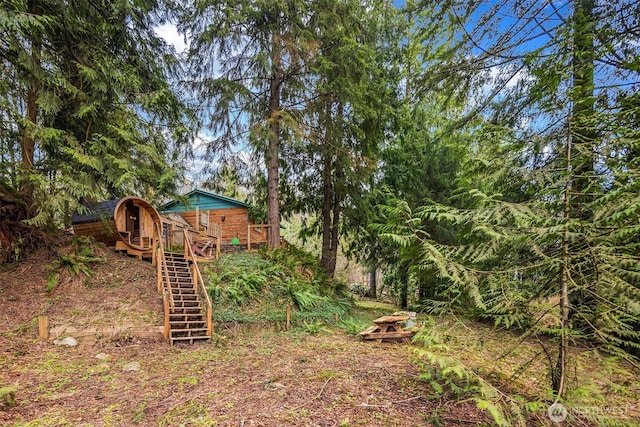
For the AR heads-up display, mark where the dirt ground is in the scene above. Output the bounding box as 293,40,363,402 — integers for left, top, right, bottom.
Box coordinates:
0,245,489,426
0,332,491,426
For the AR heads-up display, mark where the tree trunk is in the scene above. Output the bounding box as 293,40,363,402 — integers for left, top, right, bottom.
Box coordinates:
267,31,282,249
554,131,573,399
21,87,38,172
367,267,377,299
19,0,41,193
321,153,333,270
399,264,409,309
321,97,333,271
569,0,597,334
327,180,341,275
325,102,346,276
418,281,429,301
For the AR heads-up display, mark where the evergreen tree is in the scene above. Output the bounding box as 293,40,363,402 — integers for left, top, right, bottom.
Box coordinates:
177,0,312,249
379,0,640,398
354,0,469,305
1,0,190,199
0,0,191,260
282,0,395,277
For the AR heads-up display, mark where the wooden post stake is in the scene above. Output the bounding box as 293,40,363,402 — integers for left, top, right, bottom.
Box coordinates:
163,293,170,339
286,305,291,330
38,316,49,340
333,312,339,322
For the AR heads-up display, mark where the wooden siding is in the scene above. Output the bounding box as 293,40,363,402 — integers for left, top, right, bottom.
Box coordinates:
181,207,250,245
73,220,118,245
72,197,160,250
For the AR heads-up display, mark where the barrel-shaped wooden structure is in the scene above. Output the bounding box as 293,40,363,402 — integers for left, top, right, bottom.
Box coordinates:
72,197,161,252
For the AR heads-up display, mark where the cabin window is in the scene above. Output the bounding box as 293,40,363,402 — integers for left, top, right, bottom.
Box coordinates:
200,212,209,228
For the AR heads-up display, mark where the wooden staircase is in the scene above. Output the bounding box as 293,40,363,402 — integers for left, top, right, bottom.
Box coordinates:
161,252,210,345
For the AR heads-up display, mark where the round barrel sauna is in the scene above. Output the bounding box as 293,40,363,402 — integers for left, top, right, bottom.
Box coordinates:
72,197,162,252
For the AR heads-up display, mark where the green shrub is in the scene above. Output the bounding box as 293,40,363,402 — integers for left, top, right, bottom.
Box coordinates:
45,237,104,292
337,317,371,335
203,247,352,325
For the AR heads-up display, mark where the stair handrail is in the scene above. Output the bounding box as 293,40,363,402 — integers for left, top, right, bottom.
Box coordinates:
154,223,175,311
184,231,213,336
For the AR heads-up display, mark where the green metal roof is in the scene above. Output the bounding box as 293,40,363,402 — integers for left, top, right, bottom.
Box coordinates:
159,189,249,213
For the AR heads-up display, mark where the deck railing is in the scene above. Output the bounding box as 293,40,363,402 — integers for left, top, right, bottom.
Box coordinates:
247,223,270,250
154,223,174,339
184,231,213,336
185,227,221,260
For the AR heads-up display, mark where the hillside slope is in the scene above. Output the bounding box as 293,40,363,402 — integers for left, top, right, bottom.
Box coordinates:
0,241,490,426
0,236,162,343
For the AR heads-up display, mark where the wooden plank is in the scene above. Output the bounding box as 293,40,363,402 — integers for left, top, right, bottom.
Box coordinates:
359,325,380,335
377,324,402,333
73,220,118,245
38,316,49,340
361,330,415,340
373,315,409,324
286,305,291,330
114,241,152,259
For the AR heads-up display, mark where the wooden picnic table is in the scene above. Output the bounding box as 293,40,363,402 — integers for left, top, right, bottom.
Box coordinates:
360,315,415,342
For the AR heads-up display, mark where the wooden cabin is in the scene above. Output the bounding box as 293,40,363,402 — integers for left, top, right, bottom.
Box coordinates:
159,189,267,250
72,197,162,259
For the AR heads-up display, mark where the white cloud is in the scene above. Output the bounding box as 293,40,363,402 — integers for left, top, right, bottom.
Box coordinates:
154,23,188,53
488,65,534,89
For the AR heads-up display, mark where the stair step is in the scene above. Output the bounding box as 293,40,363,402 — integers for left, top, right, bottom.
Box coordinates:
164,260,189,266
171,283,196,291
171,306,202,311
170,335,210,345
165,270,190,275
172,302,200,307
170,314,205,320
168,281,193,285
170,320,206,325
161,251,212,346
173,290,197,294
170,327,209,334
172,292,197,297
170,306,203,312
172,289,197,295
172,294,198,300
171,311,204,316
172,301,201,307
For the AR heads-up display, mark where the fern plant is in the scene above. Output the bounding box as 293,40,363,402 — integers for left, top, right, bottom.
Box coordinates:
411,320,536,426
45,237,103,292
